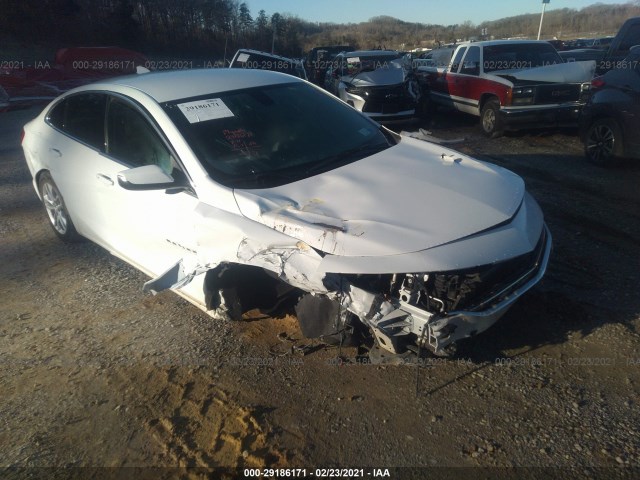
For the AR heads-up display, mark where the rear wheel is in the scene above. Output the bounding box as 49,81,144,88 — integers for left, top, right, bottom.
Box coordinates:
480,99,503,138
38,172,82,242
585,118,623,166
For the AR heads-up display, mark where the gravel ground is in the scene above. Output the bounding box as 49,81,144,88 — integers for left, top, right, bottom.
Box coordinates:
1,106,639,480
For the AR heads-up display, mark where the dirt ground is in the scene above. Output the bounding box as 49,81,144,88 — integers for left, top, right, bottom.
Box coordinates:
1,105,639,480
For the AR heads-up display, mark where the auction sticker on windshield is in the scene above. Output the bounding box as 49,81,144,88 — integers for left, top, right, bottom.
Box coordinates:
177,98,234,123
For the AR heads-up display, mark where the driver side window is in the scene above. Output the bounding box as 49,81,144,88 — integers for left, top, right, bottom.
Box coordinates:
106,98,174,174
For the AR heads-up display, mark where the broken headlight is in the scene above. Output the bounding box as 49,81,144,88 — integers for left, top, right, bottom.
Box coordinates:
344,228,546,315
344,83,367,96
512,86,536,105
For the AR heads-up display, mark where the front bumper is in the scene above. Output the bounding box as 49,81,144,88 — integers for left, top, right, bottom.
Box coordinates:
343,87,417,122
365,225,552,354
427,226,552,350
499,103,583,130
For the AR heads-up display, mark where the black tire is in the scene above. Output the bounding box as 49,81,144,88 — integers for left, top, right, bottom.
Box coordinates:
480,99,503,138
38,171,82,242
584,118,623,166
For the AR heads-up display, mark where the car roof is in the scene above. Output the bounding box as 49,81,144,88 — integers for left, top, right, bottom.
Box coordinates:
341,50,401,57
232,48,302,64
91,68,302,103
453,40,556,48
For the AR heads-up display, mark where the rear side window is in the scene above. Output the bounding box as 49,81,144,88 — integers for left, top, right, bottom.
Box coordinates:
450,47,467,73
231,51,305,79
461,46,480,75
63,93,107,150
47,100,66,130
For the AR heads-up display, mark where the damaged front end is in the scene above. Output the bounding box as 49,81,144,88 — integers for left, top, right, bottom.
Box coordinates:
344,82,420,120
271,224,551,356
341,59,420,121
145,214,551,356
144,134,551,357
330,226,551,354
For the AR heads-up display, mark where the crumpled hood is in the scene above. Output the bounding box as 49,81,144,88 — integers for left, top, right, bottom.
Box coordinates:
233,137,525,257
495,60,596,83
343,62,406,87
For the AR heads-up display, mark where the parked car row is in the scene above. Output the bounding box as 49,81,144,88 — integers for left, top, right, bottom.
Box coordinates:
415,40,595,137
229,47,421,122
229,36,639,165
229,49,308,80
305,45,354,85
322,50,420,122
0,47,149,112
560,37,615,51
558,17,640,71
580,45,640,165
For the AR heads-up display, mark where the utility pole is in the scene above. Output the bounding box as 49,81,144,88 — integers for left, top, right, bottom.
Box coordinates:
537,0,550,40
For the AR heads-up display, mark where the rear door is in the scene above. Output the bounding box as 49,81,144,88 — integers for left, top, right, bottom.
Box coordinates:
45,91,199,277
433,47,467,110
451,46,481,115
45,92,113,242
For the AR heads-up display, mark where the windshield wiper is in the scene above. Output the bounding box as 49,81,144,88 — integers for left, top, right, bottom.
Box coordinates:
233,169,301,189
304,142,389,177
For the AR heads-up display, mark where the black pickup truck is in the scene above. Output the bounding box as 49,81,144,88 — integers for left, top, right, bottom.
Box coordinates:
560,17,640,73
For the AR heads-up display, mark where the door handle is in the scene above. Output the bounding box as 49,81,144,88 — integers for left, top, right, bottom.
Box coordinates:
96,173,114,186
49,148,62,157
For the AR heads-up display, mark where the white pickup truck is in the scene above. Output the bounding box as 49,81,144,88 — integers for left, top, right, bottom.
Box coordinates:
416,40,595,137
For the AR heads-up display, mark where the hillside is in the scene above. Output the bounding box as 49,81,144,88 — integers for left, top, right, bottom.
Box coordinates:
1,0,639,59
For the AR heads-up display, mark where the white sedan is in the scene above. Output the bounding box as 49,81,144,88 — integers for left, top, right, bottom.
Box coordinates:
21,68,551,356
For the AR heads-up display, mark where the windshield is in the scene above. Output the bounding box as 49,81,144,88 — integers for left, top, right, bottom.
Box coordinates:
343,53,403,73
163,82,393,189
483,44,563,72
230,52,306,79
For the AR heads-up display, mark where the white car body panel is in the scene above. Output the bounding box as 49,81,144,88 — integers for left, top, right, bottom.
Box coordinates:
501,60,596,83
234,137,524,257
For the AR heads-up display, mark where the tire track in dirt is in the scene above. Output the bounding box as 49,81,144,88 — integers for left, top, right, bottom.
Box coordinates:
109,366,289,470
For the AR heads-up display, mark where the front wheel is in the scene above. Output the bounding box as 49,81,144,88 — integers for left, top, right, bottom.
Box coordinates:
38,172,82,242
584,118,623,166
415,91,435,119
480,99,503,138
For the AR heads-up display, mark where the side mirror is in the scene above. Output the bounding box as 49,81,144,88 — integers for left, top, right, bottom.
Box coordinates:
117,164,176,191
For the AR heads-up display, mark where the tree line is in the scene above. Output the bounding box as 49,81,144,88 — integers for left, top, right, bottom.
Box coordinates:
1,0,639,61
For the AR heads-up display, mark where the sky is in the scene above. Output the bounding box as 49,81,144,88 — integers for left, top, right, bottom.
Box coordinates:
245,0,631,25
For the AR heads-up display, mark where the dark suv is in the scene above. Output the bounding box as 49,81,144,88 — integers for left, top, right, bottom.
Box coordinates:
580,46,640,165
306,45,353,85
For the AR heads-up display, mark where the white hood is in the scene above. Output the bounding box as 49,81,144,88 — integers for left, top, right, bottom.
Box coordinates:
233,137,525,257
496,60,596,83
343,61,406,87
